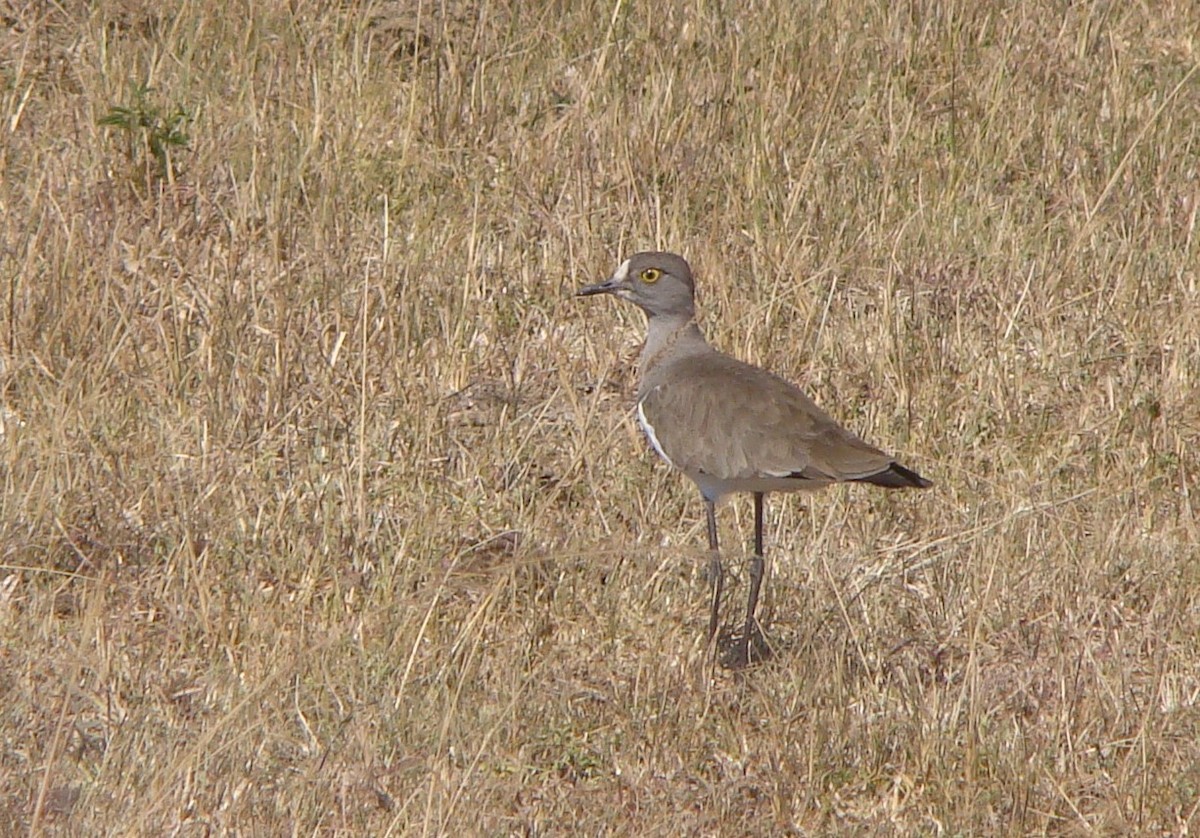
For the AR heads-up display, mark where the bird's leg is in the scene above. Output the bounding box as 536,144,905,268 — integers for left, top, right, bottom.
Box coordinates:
706,499,723,642
742,492,766,662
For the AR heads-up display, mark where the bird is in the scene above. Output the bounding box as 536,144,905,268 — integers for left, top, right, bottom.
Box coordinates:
577,251,932,667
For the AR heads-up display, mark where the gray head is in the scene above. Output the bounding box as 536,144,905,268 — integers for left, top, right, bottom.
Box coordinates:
576,252,696,318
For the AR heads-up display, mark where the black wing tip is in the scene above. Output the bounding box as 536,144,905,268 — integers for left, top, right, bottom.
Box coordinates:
855,462,933,489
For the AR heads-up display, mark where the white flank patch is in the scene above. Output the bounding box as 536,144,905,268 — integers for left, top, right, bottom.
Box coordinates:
612,258,631,283
637,400,675,468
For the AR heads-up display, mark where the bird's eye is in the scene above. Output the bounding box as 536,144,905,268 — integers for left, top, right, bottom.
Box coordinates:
640,268,662,283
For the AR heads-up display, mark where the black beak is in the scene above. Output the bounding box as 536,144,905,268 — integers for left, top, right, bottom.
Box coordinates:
576,277,622,297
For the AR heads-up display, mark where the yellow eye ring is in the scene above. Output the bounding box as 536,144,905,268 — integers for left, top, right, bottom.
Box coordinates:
640,268,662,283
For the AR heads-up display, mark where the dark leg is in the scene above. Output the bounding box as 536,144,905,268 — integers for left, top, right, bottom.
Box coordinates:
742,492,766,662
706,499,723,642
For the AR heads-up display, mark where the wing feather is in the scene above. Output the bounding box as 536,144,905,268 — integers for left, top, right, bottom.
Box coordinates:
639,353,895,484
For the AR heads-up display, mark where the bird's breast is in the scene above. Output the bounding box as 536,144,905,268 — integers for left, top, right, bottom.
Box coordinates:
636,399,676,469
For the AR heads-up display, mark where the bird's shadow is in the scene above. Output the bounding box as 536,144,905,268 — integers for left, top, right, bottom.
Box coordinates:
715,623,773,670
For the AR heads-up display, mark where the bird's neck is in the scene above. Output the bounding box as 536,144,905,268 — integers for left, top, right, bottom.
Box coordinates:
639,314,706,390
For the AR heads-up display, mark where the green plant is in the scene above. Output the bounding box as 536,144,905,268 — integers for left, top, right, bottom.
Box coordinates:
98,83,192,185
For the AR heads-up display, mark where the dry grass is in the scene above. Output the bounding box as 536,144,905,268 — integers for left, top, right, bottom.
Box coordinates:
2,0,1200,833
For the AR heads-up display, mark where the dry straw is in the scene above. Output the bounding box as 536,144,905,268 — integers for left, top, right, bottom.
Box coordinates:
2,1,1199,833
